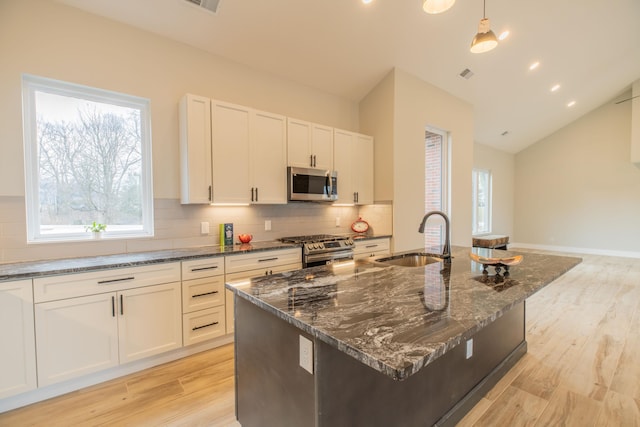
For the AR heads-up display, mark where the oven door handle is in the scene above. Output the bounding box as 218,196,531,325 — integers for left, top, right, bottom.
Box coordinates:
305,250,353,263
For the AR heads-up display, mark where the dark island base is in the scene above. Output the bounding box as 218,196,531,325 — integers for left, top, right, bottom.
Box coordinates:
235,297,526,427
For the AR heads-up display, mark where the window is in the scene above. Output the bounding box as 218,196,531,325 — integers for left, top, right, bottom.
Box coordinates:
472,169,491,235
424,128,449,248
22,75,154,242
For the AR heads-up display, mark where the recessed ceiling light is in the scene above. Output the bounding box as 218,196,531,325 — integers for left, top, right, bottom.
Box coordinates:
529,62,540,71
362,0,373,4
498,30,510,41
551,84,561,92
567,100,576,107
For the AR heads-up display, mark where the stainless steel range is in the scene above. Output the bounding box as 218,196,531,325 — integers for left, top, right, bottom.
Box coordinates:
279,234,354,268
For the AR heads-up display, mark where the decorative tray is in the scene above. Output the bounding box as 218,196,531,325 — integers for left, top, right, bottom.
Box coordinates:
469,252,523,266
469,252,523,276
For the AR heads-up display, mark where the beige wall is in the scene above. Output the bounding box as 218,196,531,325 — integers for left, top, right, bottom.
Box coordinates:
360,69,474,252
514,92,640,255
473,143,515,238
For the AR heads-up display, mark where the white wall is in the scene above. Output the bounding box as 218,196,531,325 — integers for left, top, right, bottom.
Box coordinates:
0,0,359,199
514,92,640,255
360,68,474,252
473,143,515,238
0,0,378,262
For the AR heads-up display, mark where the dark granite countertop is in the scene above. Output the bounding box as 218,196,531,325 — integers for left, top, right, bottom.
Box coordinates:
0,241,298,282
226,246,581,381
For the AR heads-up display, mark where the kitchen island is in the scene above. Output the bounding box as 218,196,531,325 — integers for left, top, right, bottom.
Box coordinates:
226,246,581,427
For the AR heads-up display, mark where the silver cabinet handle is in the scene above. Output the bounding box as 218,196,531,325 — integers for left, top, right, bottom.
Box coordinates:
120,294,124,315
192,290,219,298
258,257,278,263
365,244,379,249
208,185,212,201
310,154,314,167
255,187,259,202
98,276,135,285
111,296,115,317
192,321,219,331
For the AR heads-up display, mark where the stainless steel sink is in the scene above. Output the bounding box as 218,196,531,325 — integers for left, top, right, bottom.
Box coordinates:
374,253,444,267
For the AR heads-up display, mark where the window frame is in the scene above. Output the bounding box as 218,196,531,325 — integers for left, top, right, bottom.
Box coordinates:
472,168,492,236
424,126,450,248
22,74,154,243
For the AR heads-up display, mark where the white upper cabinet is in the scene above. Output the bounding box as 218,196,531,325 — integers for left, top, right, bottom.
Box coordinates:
333,129,374,205
287,118,334,170
211,100,252,204
250,110,287,204
179,94,212,204
180,95,287,204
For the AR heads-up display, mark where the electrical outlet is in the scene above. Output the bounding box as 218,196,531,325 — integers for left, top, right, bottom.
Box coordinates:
265,220,272,231
200,222,210,235
335,217,341,227
466,338,473,359
299,335,314,374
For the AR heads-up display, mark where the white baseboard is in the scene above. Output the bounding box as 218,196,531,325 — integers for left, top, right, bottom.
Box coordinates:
510,242,640,259
0,334,234,414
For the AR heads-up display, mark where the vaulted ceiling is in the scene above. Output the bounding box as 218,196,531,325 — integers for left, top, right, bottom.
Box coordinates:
58,0,640,153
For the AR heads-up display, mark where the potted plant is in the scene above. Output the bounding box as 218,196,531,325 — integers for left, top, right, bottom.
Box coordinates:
85,221,107,239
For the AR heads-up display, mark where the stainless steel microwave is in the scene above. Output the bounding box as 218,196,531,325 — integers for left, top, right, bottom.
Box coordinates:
287,167,338,202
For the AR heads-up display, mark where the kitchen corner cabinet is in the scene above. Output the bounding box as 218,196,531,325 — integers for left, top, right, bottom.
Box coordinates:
33,264,182,387
181,257,227,346
179,94,213,204
333,129,374,205
353,237,391,260
287,118,334,170
0,280,37,399
224,248,302,334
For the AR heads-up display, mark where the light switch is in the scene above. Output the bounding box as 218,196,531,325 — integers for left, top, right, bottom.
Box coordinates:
265,220,272,231
200,222,210,235
466,339,473,359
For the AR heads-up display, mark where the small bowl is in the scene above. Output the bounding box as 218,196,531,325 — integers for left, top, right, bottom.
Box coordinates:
238,234,253,244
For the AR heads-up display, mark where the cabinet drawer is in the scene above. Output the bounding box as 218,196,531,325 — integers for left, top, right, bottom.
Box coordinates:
354,238,390,256
34,262,181,303
181,257,225,281
225,248,301,274
182,276,225,313
183,307,226,346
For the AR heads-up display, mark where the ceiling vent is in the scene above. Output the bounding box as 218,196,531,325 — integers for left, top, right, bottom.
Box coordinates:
184,0,221,15
459,68,474,80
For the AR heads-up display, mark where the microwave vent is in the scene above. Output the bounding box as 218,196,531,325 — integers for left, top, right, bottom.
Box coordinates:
184,0,221,14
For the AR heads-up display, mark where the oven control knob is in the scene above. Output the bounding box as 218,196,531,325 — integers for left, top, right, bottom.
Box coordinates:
306,244,313,251
317,243,323,249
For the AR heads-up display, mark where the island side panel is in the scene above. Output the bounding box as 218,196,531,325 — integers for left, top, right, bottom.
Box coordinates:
315,302,526,427
235,296,316,427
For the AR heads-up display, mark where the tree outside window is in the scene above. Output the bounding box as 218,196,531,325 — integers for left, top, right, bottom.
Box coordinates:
22,75,153,242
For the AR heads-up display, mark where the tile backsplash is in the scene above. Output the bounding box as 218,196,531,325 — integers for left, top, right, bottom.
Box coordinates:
0,196,392,263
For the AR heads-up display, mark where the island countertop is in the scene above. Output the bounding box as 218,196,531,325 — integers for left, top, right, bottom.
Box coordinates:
226,246,581,381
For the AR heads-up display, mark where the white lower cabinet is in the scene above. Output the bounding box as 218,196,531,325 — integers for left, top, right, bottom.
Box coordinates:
33,264,182,387
354,238,391,260
35,293,119,387
118,283,182,364
225,248,302,334
181,257,227,346
0,280,37,399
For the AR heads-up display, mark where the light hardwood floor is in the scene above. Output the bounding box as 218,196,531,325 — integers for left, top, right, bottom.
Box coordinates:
1,251,639,426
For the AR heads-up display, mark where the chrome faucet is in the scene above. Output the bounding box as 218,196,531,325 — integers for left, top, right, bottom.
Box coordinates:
418,210,451,264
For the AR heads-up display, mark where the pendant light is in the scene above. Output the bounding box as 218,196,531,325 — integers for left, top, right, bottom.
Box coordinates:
422,0,456,14
470,0,498,53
